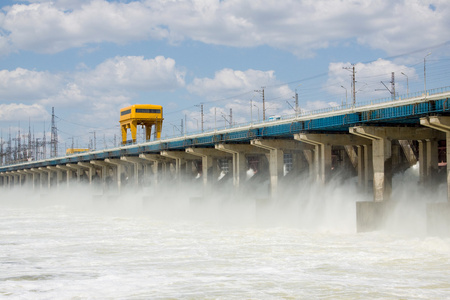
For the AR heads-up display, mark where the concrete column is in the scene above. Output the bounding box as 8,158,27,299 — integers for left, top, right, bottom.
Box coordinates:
303,149,314,176
420,116,450,235
47,166,62,188
357,145,364,188
56,165,74,187
78,162,95,185
160,151,198,181
121,156,150,187
139,153,169,187
364,144,373,191
350,127,392,202
24,169,38,190
31,168,45,190
17,170,27,187
104,158,127,193
67,164,82,183
250,139,302,197
295,133,368,184
215,143,267,189
418,140,428,183
420,116,450,200
36,167,51,189
186,148,230,188
90,160,114,191
426,139,439,179
350,126,437,201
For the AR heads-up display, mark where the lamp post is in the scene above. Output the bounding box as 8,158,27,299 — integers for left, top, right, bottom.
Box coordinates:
424,52,431,96
341,85,348,106
401,72,409,96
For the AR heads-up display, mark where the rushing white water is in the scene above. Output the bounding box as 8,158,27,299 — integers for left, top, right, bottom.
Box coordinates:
1,169,450,299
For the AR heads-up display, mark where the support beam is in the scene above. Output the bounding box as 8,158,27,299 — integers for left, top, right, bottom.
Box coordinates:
215,144,249,189
105,158,128,192
78,162,96,185
160,150,198,180
186,147,230,187
90,160,114,190
38,167,52,189
420,116,450,201
47,166,63,188
67,163,84,183
57,165,75,187
121,156,150,187
139,153,170,187
350,126,393,202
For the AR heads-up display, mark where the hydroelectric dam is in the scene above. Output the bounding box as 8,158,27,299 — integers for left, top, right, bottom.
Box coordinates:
2,87,450,234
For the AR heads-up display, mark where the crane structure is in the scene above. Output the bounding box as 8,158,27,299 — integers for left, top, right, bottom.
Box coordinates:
120,104,163,145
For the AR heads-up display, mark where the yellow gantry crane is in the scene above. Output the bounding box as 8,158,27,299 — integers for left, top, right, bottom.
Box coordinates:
120,104,163,144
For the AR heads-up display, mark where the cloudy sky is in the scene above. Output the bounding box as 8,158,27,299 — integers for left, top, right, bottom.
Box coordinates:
1,0,449,153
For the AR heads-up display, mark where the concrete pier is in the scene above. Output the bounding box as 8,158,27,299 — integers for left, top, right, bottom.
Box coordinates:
2,90,450,235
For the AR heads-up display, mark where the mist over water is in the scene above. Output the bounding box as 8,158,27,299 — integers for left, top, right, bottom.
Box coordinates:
1,166,449,299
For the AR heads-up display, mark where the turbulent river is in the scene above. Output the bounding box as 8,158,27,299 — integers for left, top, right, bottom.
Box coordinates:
1,168,449,299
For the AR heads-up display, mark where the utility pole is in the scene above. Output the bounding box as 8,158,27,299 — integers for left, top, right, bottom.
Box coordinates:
43,124,46,160
377,72,396,100
180,119,184,136
195,104,204,132
229,108,233,126
391,72,396,100
424,52,431,95
50,107,58,157
343,65,356,106
28,119,32,160
295,89,299,117
401,72,409,95
17,126,21,162
201,104,204,132
255,87,266,120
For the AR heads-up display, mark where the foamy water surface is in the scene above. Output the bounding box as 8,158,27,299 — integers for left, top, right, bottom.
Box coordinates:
1,175,449,299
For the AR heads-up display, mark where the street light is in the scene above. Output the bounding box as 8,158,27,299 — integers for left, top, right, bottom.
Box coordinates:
401,72,409,96
424,52,431,95
341,85,348,106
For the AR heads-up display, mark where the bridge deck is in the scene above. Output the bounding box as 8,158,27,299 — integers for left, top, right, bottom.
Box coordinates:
2,87,450,172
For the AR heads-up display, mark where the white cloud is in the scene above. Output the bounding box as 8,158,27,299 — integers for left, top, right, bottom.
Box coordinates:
0,68,63,101
188,68,278,98
0,1,167,54
0,55,184,109
78,56,185,92
1,0,449,57
0,103,49,121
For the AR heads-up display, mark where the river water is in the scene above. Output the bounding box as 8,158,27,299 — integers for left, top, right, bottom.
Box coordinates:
1,170,450,299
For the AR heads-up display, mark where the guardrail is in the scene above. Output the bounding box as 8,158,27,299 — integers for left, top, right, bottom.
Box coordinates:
2,86,450,169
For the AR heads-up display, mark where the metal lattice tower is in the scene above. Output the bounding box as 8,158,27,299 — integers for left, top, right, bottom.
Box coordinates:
51,107,58,157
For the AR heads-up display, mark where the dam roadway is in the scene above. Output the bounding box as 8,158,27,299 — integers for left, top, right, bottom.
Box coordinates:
2,87,450,234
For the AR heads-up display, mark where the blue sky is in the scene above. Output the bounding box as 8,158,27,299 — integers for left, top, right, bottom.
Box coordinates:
1,0,450,153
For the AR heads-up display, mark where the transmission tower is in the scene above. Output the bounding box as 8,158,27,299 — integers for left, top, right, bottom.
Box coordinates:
51,107,58,157
343,65,356,105
255,87,266,120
